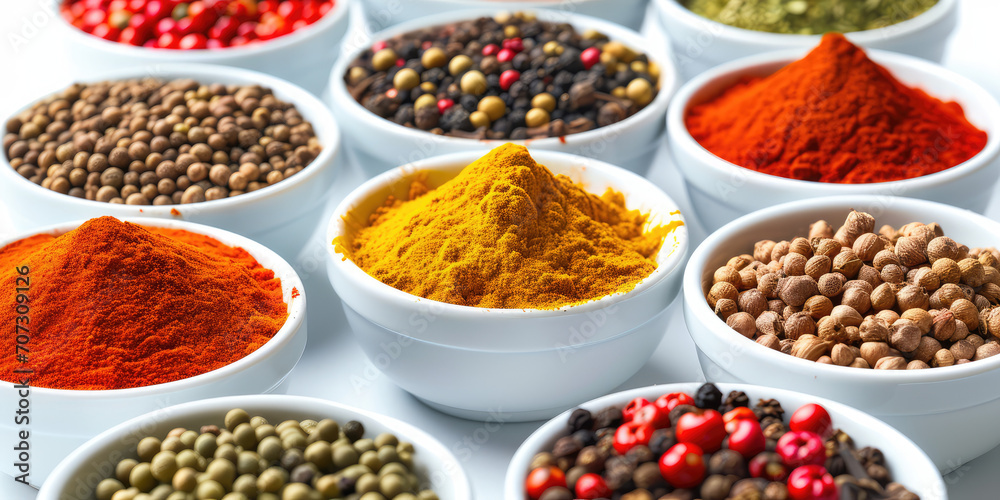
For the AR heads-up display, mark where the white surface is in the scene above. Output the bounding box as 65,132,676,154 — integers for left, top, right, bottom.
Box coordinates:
0,217,308,486
655,0,959,81
1,1,999,498
359,0,650,31
325,150,687,419
505,383,947,499
683,196,1000,472
37,395,472,500
324,7,677,175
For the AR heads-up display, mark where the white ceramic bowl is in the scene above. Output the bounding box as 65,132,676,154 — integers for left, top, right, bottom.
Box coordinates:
504,382,947,499
0,217,307,486
683,195,1000,472
0,63,341,260
325,149,688,421
53,0,352,95
358,0,650,31
325,9,678,175
37,394,472,500
666,48,1000,232
654,0,958,81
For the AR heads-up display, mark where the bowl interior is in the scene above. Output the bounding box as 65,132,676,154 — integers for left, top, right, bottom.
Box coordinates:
686,196,1000,384
504,382,946,500
38,395,472,500
328,149,687,316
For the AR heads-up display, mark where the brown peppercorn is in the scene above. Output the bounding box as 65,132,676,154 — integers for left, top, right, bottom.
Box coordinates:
927,236,960,263
860,342,890,367
958,258,986,287
817,273,846,297
785,312,816,341
975,342,1000,361
830,344,855,366
738,289,767,318
756,334,780,350
754,240,776,263
790,335,831,361
832,250,863,279
896,285,929,312
782,253,807,276
801,295,833,320
777,275,819,307
950,299,979,331
874,356,907,370
872,249,901,270
853,233,888,262
756,311,784,337
715,298,738,321
889,319,921,353
727,312,757,338
758,273,781,299
932,348,956,367
950,339,976,360
708,281,739,309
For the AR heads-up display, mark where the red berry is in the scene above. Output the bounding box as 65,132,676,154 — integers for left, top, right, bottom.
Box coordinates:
437,98,455,114
206,38,224,49
581,47,601,70
496,48,516,63
118,26,143,45
787,465,838,500
502,37,523,52
499,70,520,91
622,397,652,423
371,40,388,52
575,473,612,500
659,442,705,489
722,407,758,433
613,420,654,455
82,9,107,31
209,16,238,41
156,31,180,49
155,17,176,36
727,419,766,459
777,431,827,468
92,24,121,41
145,1,171,21
386,88,398,99
481,43,499,57
179,32,208,49
675,409,726,453
790,404,833,439
749,452,788,481
525,466,566,500
655,392,695,412
632,404,671,430
277,1,303,21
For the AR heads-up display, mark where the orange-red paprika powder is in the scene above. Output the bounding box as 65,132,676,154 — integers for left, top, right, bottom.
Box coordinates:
0,217,288,390
685,33,988,184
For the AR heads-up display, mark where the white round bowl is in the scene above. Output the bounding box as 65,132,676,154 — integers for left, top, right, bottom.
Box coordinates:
504,382,947,499
53,0,352,95
357,0,650,31
666,48,1000,232
0,217,307,486
325,8,678,175
0,63,342,260
37,394,472,500
683,195,1000,472
325,149,688,421
654,0,958,81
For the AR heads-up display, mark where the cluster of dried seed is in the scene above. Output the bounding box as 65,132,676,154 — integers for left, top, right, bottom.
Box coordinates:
708,210,1000,369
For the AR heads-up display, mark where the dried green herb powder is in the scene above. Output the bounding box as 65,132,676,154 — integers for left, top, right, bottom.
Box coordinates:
682,0,939,34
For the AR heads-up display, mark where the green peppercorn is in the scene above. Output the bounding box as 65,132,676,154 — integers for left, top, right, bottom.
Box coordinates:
372,48,399,72
129,463,157,493
626,78,653,106
150,451,178,483
356,473,380,494
237,451,261,475
222,492,249,500
225,409,251,431
348,66,370,85
179,430,198,449
194,433,218,458
417,490,440,500
283,432,308,451
206,458,236,489
149,484,173,500
543,41,564,56
250,416,270,429
525,108,550,128
304,441,333,470
315,419,340,442
175,450,202,471
172,467,198,492
469,111,491,129
165,491,188,500
258,467,288,493
97,478,125,500
460,71,488,95
333,443,360,469
477,96,507,121
360,492,388,500
531,93,557,113
137,437,162,462
116,459,139,485
281,483,314,500
215,443,239,465
421,47,447,69
448,55,473,76
258,435,283,462
359,450,382,472
195,479,225,500
233,423,257,450
315,474,341,497
255,424,278,442
300,420,318,434
379,462,408,478
276,420,301,434
379,473,408,498
233,474,258,498
396,442,415,455
414,94,438,112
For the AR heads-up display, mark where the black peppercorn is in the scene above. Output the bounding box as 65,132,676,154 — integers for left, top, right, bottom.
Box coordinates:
648,428,676,457
720,391,751,413
701,474,737,500
633,462,665,490
568,408,593,432
552,435,583,459
695,383,724,410
342,420,364,442
708,449,746,476
668,404,698,427
593,406,622,430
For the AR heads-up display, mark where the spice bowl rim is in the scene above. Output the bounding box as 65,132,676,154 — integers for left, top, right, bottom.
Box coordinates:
683,194,1000,384
503,382,946,499
37,394,473,500
325,148,688,319
0,216,307,396
0,62,341,217
654,0,957,45
325,7,678,150
51,0,352,61
666,46,1000,195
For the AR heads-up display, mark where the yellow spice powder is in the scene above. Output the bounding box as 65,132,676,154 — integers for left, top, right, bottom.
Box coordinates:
341,144,681,309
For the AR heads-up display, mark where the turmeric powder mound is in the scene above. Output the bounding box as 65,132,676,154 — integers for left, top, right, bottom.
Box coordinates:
345,144,680,309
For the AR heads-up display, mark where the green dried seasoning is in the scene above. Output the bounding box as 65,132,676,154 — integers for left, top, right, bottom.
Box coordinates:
681,0,939,35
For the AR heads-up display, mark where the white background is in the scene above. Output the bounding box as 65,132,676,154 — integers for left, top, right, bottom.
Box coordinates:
2,1,1000,498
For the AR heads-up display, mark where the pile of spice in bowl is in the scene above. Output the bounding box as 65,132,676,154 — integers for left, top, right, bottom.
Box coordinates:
679,0,939,34
89,408,441,500
3,77,322,206
343,12,660,141
684,33,987,185
514,383,923,500
60,0,337,49
0,216,292,390
706,208,1000,370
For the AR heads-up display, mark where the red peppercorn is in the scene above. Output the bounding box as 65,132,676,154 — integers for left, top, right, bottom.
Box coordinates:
727,419,766,459
787,465,838,500
575,473,612,500
777,431,827,468
92,23,121,41
789,404,833,439
372,40,388,52
722,407,758,433
622,397,652,423
437,99,455,114
179,32,208,49
580,47,601,70
499,70,520,91
525,465,567,500
496,48,516,63
386,88,398,99
632,403,671,430
654,392,695,411
749,452,788,481
118,26,143,45
482,43,500,57
659,442,706,489
675,409,726,453
502,37,523,52
613,420,654,455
